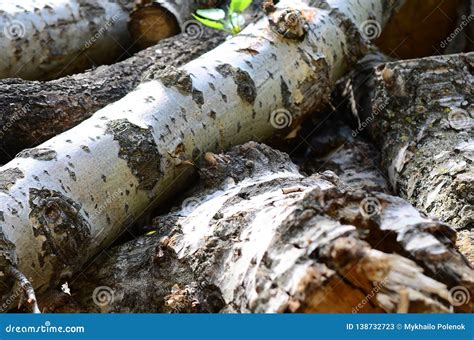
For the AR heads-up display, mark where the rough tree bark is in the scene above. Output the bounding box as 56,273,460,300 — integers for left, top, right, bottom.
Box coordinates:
40,143,473,313
342,52,473,263
0,0,135,80
0,0,405,310
0,29,227,161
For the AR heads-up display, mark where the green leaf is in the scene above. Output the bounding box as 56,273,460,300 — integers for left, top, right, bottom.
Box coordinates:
195,8,226,21
225,13,246,34
229,0,252,13
230,12,245,27
192,14,225,30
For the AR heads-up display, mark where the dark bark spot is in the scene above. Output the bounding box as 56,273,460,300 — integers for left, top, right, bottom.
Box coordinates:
17,148,57,161
144,64,190,90
80,145,91,153
65,168,77,182
106,119,162,191
192,89,204,107
29,188,92,270
216,64,256,105
0,168,24,193
280,76,292,110
237,48,259,56
220,92,228,103
143,64,205,108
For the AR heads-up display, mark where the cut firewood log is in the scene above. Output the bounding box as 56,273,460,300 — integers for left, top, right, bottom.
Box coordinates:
0,0,203,81
40,143,473,313
0,29,226,162
129,0,220,50
375,0,465,58
340,52,474,263
0,0,405,311
0,0,133,80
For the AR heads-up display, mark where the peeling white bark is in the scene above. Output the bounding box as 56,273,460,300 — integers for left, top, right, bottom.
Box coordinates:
46,143,473,313
0,0,405,306
0,0,134,80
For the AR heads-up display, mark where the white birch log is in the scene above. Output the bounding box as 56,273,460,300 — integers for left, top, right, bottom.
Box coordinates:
0,0,134,80
0,0,404,309
41,143,473,313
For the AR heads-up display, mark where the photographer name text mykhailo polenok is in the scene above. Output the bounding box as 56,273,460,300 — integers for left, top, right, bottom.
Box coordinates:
404,323,466,331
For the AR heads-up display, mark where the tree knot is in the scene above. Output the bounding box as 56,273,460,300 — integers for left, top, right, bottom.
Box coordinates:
268,8,308,41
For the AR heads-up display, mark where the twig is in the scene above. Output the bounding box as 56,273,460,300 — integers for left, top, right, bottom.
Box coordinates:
6,266,41,313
